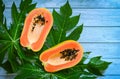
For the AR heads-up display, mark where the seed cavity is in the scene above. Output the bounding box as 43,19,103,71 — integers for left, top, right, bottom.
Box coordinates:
31,14,48,32
60,48,79,61
31,26,35,31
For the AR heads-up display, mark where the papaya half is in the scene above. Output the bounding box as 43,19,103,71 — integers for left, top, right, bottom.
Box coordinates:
20,8,53,52
40,40,83,72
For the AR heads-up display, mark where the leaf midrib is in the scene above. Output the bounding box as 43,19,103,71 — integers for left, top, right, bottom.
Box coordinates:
13,3,28,40
13,19,21,40
57,16,67,43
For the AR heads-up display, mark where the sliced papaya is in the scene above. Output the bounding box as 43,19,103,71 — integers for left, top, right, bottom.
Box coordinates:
40,40,83,72
20,8,53,52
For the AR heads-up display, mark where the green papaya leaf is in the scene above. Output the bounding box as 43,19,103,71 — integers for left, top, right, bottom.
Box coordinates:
11,2,18,24
0,0,111,79
44,1,83,49
65,15,80,31
87,56,112,76
14,63,45,79
67,24,83,40
60,1,72,17
80,71,97,79
0,0,36,72
0,0,5,24
79,52,91,64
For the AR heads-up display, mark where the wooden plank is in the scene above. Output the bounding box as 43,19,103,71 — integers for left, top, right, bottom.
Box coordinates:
82,43,120,58
4,9,120,26
2,0,119,79
98,76,120,79
3,13,120,43
79,27,120,42
34,0,120,9
72,9,120,26
3,0,120,8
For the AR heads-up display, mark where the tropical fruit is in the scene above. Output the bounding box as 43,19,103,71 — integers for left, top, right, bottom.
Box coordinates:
20,8,53,51
40,40,83,72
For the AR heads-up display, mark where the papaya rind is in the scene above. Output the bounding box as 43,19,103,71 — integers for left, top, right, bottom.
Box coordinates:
40,40,83,72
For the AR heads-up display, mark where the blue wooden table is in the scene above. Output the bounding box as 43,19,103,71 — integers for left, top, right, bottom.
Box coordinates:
0,0,120,79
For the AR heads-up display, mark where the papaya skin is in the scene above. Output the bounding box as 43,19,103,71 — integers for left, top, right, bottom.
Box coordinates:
40,40,83,72
20,8,53,52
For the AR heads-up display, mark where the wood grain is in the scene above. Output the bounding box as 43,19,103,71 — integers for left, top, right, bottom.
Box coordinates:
3,0,120,8
82,43,120,58
4,9,120,26
1,0,120,79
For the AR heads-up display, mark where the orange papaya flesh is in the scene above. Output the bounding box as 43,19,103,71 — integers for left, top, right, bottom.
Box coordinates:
40,40,83,72
20,8,53,52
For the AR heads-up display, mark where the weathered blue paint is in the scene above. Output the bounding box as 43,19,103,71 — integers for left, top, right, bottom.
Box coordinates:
1,0,120,79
